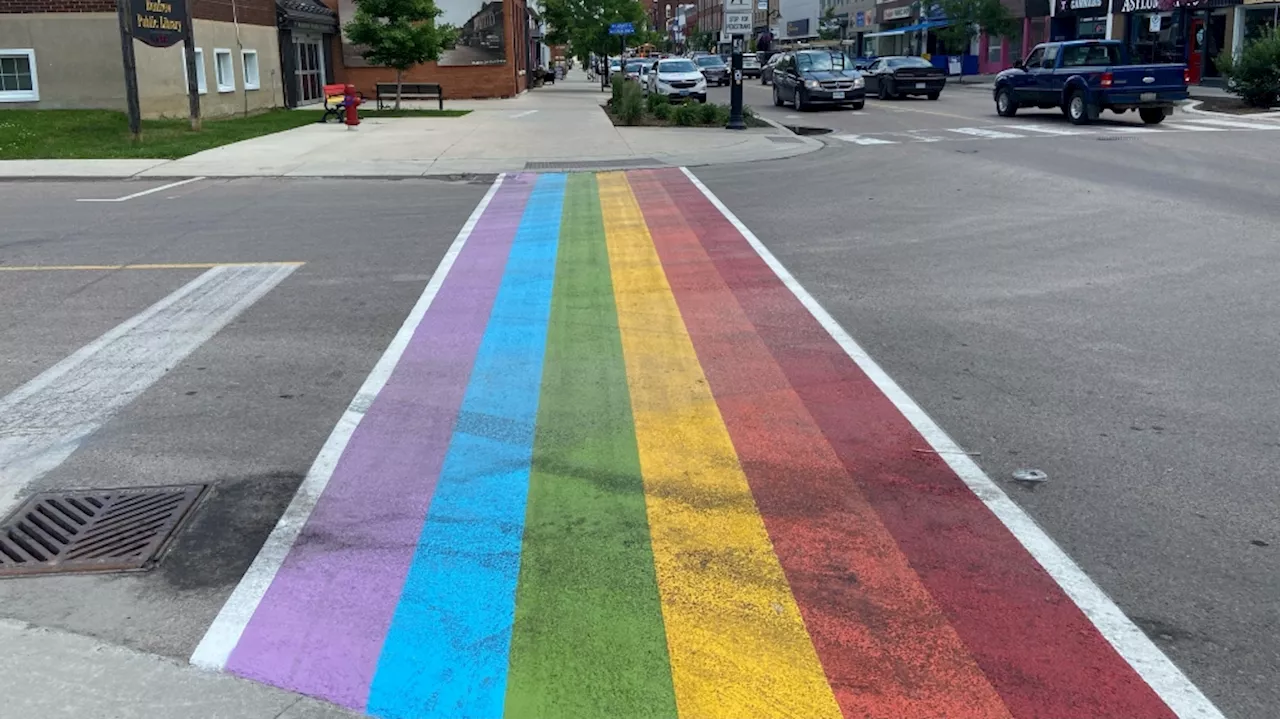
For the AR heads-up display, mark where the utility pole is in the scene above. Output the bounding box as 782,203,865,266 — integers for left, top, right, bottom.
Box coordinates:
724,0,750,130
181,0,201,130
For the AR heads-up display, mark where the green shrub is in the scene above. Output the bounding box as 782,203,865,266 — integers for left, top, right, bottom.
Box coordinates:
610,74,626,107
672,102,700,126
652,101,673,121
698,102,721,125
1216,29,1280,108
646,91,667,113
616,81,645,125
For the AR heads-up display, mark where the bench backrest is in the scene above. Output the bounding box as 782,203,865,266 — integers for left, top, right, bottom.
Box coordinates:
375,82,442,94
323,83,346,96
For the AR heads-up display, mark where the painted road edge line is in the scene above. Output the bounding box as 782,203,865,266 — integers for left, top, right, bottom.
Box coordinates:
76,177,206,203
679,166,1225,719
189,173,507,672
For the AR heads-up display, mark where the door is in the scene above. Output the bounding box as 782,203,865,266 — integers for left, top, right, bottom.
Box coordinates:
778,54,797,100
864,59,882,94
1035,43,1061,104
1016,47,1045,103
295,39,324,105
1188,18,1205,84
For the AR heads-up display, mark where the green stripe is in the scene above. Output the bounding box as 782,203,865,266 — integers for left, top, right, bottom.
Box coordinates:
505,173,677,718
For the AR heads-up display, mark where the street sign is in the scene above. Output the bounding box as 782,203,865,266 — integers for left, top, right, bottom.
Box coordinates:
129,0,187,48
609,22,634,35
724,0,751,8
723,12,752,35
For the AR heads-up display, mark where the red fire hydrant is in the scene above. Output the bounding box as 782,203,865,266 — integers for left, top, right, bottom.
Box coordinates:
343,84,363,129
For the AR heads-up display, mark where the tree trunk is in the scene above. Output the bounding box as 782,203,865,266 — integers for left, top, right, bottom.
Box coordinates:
395,69,403,111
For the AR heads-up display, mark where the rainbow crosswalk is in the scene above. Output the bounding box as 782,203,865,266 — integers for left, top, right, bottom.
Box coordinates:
195,169,1208,719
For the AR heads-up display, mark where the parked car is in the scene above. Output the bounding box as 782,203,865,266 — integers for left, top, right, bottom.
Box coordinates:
647,58,708,103
862,56,947,100
771,50,865,110
694,55,730,86
993,40,1189,124
624,60,649,83
741,53,762,78
760,52,785,85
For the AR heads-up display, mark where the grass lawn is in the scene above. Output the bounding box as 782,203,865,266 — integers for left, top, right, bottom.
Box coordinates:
0,108,465,160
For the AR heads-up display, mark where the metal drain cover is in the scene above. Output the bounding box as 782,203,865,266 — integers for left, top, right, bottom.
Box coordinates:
0,484,207,578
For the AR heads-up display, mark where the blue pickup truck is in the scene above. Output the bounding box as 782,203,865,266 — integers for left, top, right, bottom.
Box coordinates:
993,40,1189,125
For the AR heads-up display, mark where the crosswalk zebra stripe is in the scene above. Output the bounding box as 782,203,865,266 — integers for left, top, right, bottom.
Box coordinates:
947,127,1026,139
1162,122,1226,132
1104,125,1164,133
1004,125,1092,136
832,134,898,145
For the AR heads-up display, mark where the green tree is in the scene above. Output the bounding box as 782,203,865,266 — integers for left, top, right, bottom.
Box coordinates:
819,7,843,41
541,0,646,68
1216,28,1280,108
933,0,1015,75
687,30,715,53
345,0,456,109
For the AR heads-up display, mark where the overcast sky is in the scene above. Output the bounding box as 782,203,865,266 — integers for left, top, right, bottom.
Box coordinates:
436,0,499,27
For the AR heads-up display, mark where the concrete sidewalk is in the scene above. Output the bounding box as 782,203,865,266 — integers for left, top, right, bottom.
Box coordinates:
0,73,820,179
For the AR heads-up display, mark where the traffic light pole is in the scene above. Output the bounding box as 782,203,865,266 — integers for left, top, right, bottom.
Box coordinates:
727,35,746,131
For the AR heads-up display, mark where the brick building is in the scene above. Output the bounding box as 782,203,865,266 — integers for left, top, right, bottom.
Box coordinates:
0,0,285,115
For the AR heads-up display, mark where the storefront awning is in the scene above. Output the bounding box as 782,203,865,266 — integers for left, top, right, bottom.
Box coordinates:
863,19,950,38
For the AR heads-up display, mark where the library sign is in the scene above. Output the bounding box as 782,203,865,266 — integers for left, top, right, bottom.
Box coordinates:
130,0,187,48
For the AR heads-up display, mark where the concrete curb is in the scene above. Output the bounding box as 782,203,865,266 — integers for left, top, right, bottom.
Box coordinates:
1180,98,1280,119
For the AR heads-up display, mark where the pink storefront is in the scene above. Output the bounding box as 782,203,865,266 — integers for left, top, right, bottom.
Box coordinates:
976,0,1053,74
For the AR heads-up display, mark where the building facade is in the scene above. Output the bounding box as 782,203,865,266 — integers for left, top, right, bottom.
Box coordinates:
0,0,284,116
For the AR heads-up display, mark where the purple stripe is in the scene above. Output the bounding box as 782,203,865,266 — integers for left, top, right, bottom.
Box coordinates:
224,174,536,710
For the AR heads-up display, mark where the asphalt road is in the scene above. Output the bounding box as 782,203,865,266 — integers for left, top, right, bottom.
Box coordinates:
698,83,1280,718
2,88,1278,718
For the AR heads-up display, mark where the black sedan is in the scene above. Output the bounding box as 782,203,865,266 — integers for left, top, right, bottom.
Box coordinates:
863,56,947,100
694,55,730,86
771,50,866,111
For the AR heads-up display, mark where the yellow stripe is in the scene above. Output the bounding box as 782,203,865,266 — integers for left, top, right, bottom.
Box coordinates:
0,262,304,272
598,171,842,719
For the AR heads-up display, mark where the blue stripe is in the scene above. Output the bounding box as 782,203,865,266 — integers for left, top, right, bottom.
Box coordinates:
366,173,567,719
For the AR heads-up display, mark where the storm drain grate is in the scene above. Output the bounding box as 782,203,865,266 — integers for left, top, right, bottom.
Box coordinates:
524,158,664,171
0,484,207,578
767,135,804,144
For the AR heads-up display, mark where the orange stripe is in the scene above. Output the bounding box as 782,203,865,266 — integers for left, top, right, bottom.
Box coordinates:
628,168,1014,719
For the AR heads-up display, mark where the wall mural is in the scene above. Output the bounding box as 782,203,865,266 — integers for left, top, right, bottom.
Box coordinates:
338,0,506,68
440,0,507,66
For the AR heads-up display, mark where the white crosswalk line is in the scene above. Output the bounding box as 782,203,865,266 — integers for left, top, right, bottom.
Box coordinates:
1182,117,1280,130
1162,122,1226,132
947,127,1026,139
1105,125,1164,133
1004,124,1091,136
832,134,898,145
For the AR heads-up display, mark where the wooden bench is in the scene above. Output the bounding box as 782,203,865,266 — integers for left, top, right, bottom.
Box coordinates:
375,82,444,110
319,83,348,123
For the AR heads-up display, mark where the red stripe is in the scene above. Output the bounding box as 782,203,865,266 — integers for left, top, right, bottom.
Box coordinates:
628,170,1013,719
648,168,1176,719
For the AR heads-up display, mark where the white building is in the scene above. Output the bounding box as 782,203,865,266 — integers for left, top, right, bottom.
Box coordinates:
778,0,821,40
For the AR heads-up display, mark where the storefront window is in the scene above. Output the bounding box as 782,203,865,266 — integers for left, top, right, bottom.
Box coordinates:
1245,7,1278,41
1130,11,1183,64
987,34,1003,64
1077,16,1107,39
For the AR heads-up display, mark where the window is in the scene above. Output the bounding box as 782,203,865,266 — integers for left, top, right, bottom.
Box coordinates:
986,35,1003,65
0,49,38,102
242,49,260,90
1024,47,1045,69
184,48,207,94
214,48,235,92
1043,44,1059,68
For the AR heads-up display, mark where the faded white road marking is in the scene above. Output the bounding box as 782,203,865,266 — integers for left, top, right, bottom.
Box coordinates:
1106,125,1164,133
77,177,206,203
0,263,296,514
832,134,898,145
510,110,539,119
682,165,1226,719
1182,117,1280,130
1162,122,1226,132
1006,124,1092,136
947,127,1025,139
190,174,505,672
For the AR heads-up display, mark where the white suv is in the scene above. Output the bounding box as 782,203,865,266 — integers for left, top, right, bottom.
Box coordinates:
646,58,708,103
